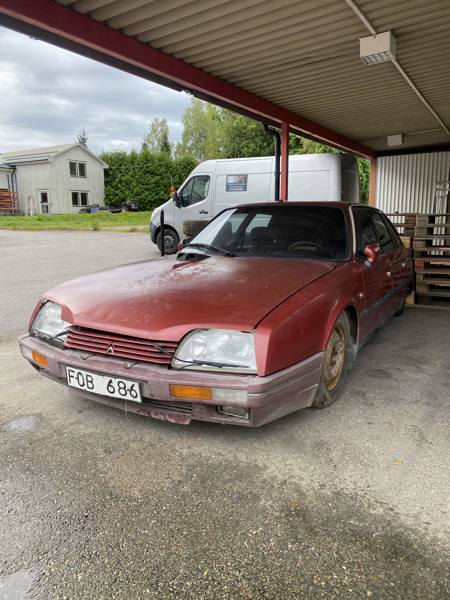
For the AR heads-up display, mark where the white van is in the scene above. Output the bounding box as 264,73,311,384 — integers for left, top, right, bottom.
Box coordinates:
150,153,360,253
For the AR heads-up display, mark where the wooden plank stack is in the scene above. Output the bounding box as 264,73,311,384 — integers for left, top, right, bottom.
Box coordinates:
0,189,19,213
387,212,450,306
413,214,450,305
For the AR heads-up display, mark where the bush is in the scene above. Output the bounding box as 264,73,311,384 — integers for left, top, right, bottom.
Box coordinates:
100,149,198,211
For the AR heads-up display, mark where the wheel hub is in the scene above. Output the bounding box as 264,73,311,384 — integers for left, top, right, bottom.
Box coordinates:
323,324,345,391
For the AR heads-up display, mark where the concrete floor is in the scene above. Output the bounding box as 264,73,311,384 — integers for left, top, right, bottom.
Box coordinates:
0,230,449,599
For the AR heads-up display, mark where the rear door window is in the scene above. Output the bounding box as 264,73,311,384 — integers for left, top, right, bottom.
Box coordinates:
381,214,402,249
371,212,395,252
352,207,378,257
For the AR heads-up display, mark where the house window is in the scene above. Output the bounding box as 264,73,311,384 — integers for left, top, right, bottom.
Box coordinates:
71,191,89,206
69,161,87,177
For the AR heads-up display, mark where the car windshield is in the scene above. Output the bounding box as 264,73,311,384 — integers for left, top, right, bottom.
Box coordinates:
186,205,348,260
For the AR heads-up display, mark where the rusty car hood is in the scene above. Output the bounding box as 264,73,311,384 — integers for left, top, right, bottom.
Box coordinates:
45,257,335,340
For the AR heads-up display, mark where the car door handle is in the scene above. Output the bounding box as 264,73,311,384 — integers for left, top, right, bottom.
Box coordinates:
199,210,209,214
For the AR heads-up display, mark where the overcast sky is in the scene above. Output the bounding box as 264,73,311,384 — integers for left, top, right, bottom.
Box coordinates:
0,25,191,155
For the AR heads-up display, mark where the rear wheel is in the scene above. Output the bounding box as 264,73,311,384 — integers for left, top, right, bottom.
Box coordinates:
394,297,405,316
156,229,179,254
313,312,351,408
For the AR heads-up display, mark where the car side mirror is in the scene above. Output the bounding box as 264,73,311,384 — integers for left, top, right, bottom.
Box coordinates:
173,191,181,208
363,242,381,265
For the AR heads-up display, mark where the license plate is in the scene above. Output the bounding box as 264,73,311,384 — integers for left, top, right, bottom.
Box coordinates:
66,366,142,403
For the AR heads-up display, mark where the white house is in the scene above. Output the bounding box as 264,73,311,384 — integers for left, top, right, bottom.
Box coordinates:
0,143,107,214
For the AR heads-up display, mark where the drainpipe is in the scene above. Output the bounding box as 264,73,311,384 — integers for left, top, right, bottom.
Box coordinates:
280,122,289,202
263,124,281,202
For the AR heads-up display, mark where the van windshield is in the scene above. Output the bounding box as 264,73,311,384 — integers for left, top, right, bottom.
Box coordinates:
186,205,348,260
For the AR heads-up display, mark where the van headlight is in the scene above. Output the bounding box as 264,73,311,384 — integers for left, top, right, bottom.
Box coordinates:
172,330,257,373
30,302,70,341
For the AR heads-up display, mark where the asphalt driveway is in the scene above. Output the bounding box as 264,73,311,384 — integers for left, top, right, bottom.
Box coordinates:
0,230,449,599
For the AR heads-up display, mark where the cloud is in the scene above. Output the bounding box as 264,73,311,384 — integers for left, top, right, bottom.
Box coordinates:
0,26,191,154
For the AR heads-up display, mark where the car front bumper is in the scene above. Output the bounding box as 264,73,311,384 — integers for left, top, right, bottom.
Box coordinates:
18,334,323,427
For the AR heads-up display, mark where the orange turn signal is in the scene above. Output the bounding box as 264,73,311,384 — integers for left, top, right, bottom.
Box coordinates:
32,351,48,369
170,385,212,401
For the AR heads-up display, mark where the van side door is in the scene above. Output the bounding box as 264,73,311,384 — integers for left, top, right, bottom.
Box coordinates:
174,174,212,234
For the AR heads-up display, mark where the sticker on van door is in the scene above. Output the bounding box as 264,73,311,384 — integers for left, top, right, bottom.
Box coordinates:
226,174,248,192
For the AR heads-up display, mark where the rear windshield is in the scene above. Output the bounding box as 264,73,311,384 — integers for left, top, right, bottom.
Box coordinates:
189,205,348,260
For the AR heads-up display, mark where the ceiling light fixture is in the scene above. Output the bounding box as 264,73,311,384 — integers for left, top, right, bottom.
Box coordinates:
360,31,396,64
387,134,404,147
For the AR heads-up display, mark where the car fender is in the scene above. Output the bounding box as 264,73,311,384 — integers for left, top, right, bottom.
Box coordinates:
255,264,364,376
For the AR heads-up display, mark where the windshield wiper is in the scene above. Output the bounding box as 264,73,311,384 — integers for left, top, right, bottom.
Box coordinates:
185,243,235,257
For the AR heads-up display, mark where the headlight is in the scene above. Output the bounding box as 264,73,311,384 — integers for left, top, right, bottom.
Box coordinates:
172,329,257,373
30,302,70,340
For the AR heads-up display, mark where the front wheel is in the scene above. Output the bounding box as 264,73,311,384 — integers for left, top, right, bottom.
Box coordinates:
156,229,179,255
313,312,351,408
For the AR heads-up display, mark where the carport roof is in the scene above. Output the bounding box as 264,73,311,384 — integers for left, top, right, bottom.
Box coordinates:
1,0,450,157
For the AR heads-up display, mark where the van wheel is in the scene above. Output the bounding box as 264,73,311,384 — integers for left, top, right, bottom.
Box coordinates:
156,229,179,254
312,312,351,408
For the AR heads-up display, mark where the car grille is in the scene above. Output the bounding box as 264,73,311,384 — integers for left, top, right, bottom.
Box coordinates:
64,326,177,365
142,399,193,414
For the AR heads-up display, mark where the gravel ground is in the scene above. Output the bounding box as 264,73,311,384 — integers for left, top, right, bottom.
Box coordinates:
0,230,449,599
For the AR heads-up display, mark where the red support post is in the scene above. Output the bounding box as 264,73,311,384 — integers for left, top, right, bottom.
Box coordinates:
280,122,289,202
368,158,377,207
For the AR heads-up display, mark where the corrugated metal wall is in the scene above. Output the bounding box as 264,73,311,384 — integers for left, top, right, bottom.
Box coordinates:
376,151,450,214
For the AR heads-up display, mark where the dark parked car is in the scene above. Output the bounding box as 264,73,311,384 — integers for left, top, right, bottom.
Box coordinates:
19,202,413,427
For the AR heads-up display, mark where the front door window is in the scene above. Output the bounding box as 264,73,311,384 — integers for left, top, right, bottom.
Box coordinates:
180,176,210,207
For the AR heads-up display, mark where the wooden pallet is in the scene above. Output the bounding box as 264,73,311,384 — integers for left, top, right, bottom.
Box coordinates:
415,223,450,235
414,247,450,257
387,212,450,306
399,235,412,249
414,257,450,271
386,213,418,236
416,277,450,291
416,294,450,306
415,213,450,225
0,189,18,213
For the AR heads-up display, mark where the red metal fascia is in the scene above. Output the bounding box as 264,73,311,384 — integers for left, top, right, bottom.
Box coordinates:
0,0,375,159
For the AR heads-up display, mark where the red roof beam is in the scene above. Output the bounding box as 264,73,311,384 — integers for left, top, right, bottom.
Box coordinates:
0,0,375,159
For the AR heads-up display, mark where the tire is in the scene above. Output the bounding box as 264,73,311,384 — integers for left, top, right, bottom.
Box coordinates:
156,229,179,255
394,297,405,317
312,312,351,409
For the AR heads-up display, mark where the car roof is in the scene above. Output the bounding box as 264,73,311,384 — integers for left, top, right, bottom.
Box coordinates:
229,201,360,210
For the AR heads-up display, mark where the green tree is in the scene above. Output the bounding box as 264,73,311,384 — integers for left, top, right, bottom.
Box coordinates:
143,118,172,155
99,148,197,211
176,99,222,161
358,159,370,204
220,112,274,158
76,126,88,148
